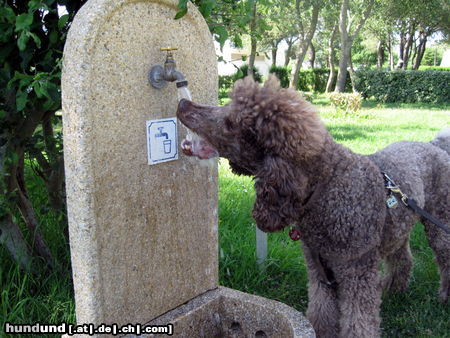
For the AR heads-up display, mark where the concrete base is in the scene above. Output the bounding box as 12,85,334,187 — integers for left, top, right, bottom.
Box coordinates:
130,287,315,337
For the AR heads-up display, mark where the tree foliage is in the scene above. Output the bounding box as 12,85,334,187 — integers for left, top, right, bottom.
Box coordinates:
0,0,86,271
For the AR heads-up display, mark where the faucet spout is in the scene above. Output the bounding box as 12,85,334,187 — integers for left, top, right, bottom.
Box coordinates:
149,48,188,89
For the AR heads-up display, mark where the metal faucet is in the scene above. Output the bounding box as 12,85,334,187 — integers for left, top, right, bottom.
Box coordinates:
149,48,188,89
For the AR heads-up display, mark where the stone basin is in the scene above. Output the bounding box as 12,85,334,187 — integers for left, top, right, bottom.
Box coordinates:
129,287,315,338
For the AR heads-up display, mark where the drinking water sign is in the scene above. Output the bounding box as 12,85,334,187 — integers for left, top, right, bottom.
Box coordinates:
146,118,178,165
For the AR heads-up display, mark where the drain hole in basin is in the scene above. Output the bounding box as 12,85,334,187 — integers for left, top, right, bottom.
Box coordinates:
255,330,267,337
230,321,241,332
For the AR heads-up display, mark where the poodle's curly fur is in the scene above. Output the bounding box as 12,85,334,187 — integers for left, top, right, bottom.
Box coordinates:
177,76,450,337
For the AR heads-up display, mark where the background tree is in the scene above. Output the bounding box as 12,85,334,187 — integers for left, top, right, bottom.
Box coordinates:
382,0,449,70
186,0,272,78
290,0,322,87
0,0,87,271
258,0,299,67
335,0,375,92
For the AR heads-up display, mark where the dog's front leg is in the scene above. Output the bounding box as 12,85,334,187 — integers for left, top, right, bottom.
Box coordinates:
303,245,339,338
334,250,382,338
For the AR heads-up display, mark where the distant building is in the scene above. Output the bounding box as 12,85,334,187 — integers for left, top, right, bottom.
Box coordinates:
440,49,450,67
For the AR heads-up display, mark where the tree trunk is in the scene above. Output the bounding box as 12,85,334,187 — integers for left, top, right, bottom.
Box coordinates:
326,23,338,93
248,0,258,78
41,115,66,213
336,44,351,91
271,39,282,67
388,34,394,70
335,0,350,92
377,40,385,69
413,31,428,70
403,22,415,69
410,39,418,69
397,25,406,69
335,0,373,92
348,50,356,92
309,41,316,69
1,145,36,271
284,37,297,67
271,41,277,67
290,3,320,88
15,153,54,266
0,216,35,272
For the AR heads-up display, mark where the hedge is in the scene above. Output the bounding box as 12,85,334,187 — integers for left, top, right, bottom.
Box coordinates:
269,65,290,88
296,68,352,93
232,64,263,83
354,70,450,103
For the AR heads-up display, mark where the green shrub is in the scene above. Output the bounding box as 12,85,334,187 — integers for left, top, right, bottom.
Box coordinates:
354,70,450,103
296,69,352,93
329,92,362,114
269,65,290,88
232,64,263,83
219,75,234,103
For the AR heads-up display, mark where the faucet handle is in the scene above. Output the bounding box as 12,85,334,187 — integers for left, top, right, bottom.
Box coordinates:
160,47,178,61
160,47,178,52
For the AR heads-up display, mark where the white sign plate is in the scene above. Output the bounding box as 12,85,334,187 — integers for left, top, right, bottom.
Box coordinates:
146,118,178,165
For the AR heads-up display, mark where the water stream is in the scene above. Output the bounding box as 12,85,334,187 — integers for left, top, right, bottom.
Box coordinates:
177,86,197,146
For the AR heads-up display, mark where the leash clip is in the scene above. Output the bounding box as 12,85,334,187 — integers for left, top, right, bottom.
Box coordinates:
382,172,409,206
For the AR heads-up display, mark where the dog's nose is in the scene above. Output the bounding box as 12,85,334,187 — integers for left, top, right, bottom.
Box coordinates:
177,98,191,113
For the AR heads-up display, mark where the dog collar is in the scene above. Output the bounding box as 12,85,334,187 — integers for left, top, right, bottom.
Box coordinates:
289,227,301,241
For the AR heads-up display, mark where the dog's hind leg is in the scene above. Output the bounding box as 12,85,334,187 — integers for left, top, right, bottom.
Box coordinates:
422,216,450,302
382,238,413,293
422,160,450,303
423,219,450,303
303,245,339,338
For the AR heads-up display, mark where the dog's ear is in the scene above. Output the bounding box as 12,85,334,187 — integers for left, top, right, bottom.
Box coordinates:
253,155,306,232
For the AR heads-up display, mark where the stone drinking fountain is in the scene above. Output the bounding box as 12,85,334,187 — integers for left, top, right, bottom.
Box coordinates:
62,0,314,336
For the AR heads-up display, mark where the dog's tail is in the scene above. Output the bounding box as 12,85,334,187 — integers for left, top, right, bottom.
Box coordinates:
431,128,450,155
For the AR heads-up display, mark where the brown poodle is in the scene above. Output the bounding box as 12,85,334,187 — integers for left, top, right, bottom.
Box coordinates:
176,76,450,338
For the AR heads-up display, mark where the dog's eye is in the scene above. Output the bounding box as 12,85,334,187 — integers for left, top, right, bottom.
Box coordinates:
224,118,234,131
243,130,257,145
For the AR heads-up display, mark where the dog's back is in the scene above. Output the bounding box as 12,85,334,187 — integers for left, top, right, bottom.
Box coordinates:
431,128,450,155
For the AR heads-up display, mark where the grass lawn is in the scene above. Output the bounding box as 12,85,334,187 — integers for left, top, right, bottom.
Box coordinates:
218,100,449,337
0,99,448,337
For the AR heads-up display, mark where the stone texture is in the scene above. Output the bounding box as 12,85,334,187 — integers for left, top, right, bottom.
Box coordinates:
62,0,218,326
126,287,316,337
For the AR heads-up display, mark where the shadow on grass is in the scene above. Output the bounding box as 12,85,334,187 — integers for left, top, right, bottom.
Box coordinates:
327,124,442,143
362,100,450,110
311,95,450,110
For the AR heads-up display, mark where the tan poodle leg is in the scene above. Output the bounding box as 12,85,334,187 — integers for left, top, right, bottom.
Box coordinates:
382,238,413,293
335,251,382,338
303,245,339,338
